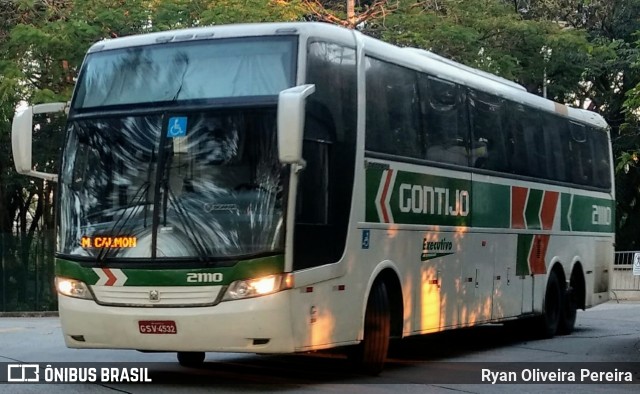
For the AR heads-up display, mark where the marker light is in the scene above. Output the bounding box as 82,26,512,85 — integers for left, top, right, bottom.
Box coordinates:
55,277,93,300
223,273,293,301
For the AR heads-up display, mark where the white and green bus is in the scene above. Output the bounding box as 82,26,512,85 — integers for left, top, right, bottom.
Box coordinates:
12,22,613,374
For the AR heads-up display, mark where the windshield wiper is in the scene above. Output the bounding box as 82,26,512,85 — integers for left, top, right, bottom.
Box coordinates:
171,57,189,101
97,147,156,263
162,181,210,263
96,182,150,263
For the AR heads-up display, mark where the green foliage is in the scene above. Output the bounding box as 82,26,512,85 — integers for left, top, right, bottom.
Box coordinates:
374,0,591,98
200,0,305,25
624,34,640,117
0,0,308,311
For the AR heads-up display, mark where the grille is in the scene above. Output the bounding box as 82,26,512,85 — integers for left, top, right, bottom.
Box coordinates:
91,285,222,307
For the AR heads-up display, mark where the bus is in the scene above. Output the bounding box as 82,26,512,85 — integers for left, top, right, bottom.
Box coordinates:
12,22,614,375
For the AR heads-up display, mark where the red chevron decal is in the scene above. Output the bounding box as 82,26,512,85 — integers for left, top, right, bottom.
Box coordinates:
511,186,528,229
529,235,549,275
379,170,394,223
103,268,117,286
540,191,559,230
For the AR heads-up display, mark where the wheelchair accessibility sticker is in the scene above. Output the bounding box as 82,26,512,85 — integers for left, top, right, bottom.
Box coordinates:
167,117,187,137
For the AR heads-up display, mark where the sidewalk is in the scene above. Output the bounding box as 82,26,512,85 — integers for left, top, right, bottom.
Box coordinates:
610,290,640,302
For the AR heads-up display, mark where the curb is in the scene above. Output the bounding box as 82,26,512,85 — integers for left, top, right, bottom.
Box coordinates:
0,312,59,318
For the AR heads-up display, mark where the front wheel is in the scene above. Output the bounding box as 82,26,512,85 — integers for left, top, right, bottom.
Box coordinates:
177,351,205,367
348,280,391,375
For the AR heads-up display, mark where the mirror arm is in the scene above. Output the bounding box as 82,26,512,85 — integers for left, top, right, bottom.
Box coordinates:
293,159,306,174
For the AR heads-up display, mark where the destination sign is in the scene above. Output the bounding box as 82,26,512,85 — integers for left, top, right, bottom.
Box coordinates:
81,236,137,249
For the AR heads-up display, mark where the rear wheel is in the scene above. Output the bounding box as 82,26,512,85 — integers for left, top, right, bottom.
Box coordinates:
348,280,391,375
536,270,562,338
177,351,205,367
558,284,577,335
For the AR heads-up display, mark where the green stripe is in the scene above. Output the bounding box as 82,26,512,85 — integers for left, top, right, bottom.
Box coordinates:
472,182,510,228
524,189,543,230
364,167,613,233
569,195,615,233
56,255,285,286
516,234,533,276
56,260,100,284
560,193,572,231
365,167,384,222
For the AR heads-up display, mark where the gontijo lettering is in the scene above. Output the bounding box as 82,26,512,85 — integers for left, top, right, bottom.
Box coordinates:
399,183,470,216
81,236,137,248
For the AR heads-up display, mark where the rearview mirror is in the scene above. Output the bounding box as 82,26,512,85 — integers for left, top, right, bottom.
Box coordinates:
12,102,68,181
277,84,315,165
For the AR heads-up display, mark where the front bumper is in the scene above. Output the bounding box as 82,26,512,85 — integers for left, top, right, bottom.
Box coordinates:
58,290,295,353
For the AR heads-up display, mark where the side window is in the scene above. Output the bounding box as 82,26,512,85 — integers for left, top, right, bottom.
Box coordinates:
468,90,508,171
542,114,570,183
365,57,421,158
568,122,593,185
295,41,357,269
508,103,546,178
591,128,611,189
297,131,331,225
422,76,469,166
298,42,356,225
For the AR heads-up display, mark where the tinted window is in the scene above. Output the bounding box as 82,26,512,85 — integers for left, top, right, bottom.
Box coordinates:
74,37,297,109
542,113,570,182
365,57,421,158
508,103,547,178
295,41,357,269
469,90,508,171
591,128,611,189
362,58,611,191
422,77,469,166
568,122,593,185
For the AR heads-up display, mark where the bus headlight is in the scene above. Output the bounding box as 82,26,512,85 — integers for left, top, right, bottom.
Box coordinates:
55,277,93,300
222,273,293,301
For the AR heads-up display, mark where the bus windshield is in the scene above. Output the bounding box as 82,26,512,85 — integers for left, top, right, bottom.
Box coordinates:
59,109,285,261
73,36,296,109
58,36,296,262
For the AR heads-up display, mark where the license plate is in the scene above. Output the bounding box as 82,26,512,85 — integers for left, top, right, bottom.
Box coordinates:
138,320,177,334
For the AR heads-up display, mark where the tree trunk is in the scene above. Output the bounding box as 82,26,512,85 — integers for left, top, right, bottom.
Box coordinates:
347,0,355,27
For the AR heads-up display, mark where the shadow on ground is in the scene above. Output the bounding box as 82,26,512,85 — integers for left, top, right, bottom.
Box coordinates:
132,321,582,388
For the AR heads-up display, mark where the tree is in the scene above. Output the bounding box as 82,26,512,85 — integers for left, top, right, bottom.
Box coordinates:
372,0,595,99
303,0,397,28
0,0,311,311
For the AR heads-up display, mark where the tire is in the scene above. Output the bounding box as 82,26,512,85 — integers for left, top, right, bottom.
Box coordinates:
348,280,391,376
558,284,577,335
177,351,205,367
536,270,562,338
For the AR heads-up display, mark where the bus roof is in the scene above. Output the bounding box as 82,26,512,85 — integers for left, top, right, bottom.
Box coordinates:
87,22,608,130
